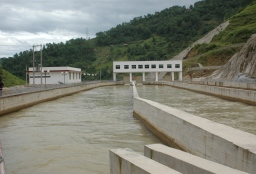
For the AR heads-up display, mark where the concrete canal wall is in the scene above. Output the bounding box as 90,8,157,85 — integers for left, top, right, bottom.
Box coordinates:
0,81,122,116
132,84,256,173
144,81,256,105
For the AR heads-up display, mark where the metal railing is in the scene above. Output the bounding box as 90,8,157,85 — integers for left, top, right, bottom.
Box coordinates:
187,66,221,72
0,80,114,98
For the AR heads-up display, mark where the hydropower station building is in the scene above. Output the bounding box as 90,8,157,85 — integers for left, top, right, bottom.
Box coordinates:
113,60,183,82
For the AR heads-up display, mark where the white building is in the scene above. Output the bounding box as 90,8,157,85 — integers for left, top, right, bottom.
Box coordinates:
28,67,82,85
113,60,182,82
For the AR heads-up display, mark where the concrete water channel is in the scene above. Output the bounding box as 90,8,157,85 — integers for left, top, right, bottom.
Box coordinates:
0,84,255,173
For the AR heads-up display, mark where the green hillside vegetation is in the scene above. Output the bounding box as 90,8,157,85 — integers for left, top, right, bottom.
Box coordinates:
213,2,256,44
0,0,254,84
0,68,25,87
183,1,256,77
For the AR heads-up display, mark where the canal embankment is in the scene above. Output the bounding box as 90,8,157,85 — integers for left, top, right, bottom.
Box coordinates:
0,81,123,117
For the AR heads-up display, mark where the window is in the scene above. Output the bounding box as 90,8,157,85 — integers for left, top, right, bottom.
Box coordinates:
124,65,129,69
132,65,136,69
138,65,143,69
145,64,149,69
151,64,156,68
167,64,172,68
175,64,180,68
159,64,164,68
116,65,120,69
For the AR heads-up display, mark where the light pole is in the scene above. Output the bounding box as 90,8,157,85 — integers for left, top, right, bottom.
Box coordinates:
42,70,50,88
61,71,68,84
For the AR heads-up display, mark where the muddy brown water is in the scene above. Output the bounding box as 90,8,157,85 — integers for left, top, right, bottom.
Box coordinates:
0,85,255,173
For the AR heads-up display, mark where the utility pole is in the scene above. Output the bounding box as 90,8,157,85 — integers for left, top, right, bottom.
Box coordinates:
32,45,35,85
40,44,43,84
32,44,43,85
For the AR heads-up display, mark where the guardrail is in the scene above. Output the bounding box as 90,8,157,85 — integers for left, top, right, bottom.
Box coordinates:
199,79,256,90
1,80,114,97
187,66,221,72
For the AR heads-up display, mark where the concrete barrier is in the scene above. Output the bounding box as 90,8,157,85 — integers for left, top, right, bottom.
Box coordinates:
132,84,256,173
0,81,122,116
200,80,256,90
144,144,248,174
144,81,256,105
109,148,181,174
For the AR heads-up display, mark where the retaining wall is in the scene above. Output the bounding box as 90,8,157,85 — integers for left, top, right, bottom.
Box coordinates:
0,81,122,116
143,81,256,105
133,84,256,173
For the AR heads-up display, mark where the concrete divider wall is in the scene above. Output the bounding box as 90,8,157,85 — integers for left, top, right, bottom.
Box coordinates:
132,84,256,173
144,144,248,174
109,148,181,174
0,82,121,116
144,81,256,105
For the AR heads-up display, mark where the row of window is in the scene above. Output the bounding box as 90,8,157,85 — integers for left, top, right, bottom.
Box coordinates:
116,64,180,70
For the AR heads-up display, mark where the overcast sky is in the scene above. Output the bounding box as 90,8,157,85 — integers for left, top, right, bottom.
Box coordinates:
0,0,199,58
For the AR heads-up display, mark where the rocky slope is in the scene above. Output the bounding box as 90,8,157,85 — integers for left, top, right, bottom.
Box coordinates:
209,34,256,82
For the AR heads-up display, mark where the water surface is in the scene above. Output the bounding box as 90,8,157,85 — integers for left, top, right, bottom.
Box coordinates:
0,86,160,174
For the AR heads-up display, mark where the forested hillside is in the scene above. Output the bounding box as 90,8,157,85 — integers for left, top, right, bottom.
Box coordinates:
0,0,253,82
96,0,250,47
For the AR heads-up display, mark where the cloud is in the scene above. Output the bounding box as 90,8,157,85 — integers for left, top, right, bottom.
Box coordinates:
0,0,199,58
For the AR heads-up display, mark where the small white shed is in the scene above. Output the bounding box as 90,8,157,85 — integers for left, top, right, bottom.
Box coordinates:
28,66,82,85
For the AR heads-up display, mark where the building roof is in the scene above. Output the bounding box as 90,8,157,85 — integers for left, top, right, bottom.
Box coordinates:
28,66,81,72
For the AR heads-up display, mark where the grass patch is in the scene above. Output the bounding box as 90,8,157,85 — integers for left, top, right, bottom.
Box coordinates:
0,68,25,87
